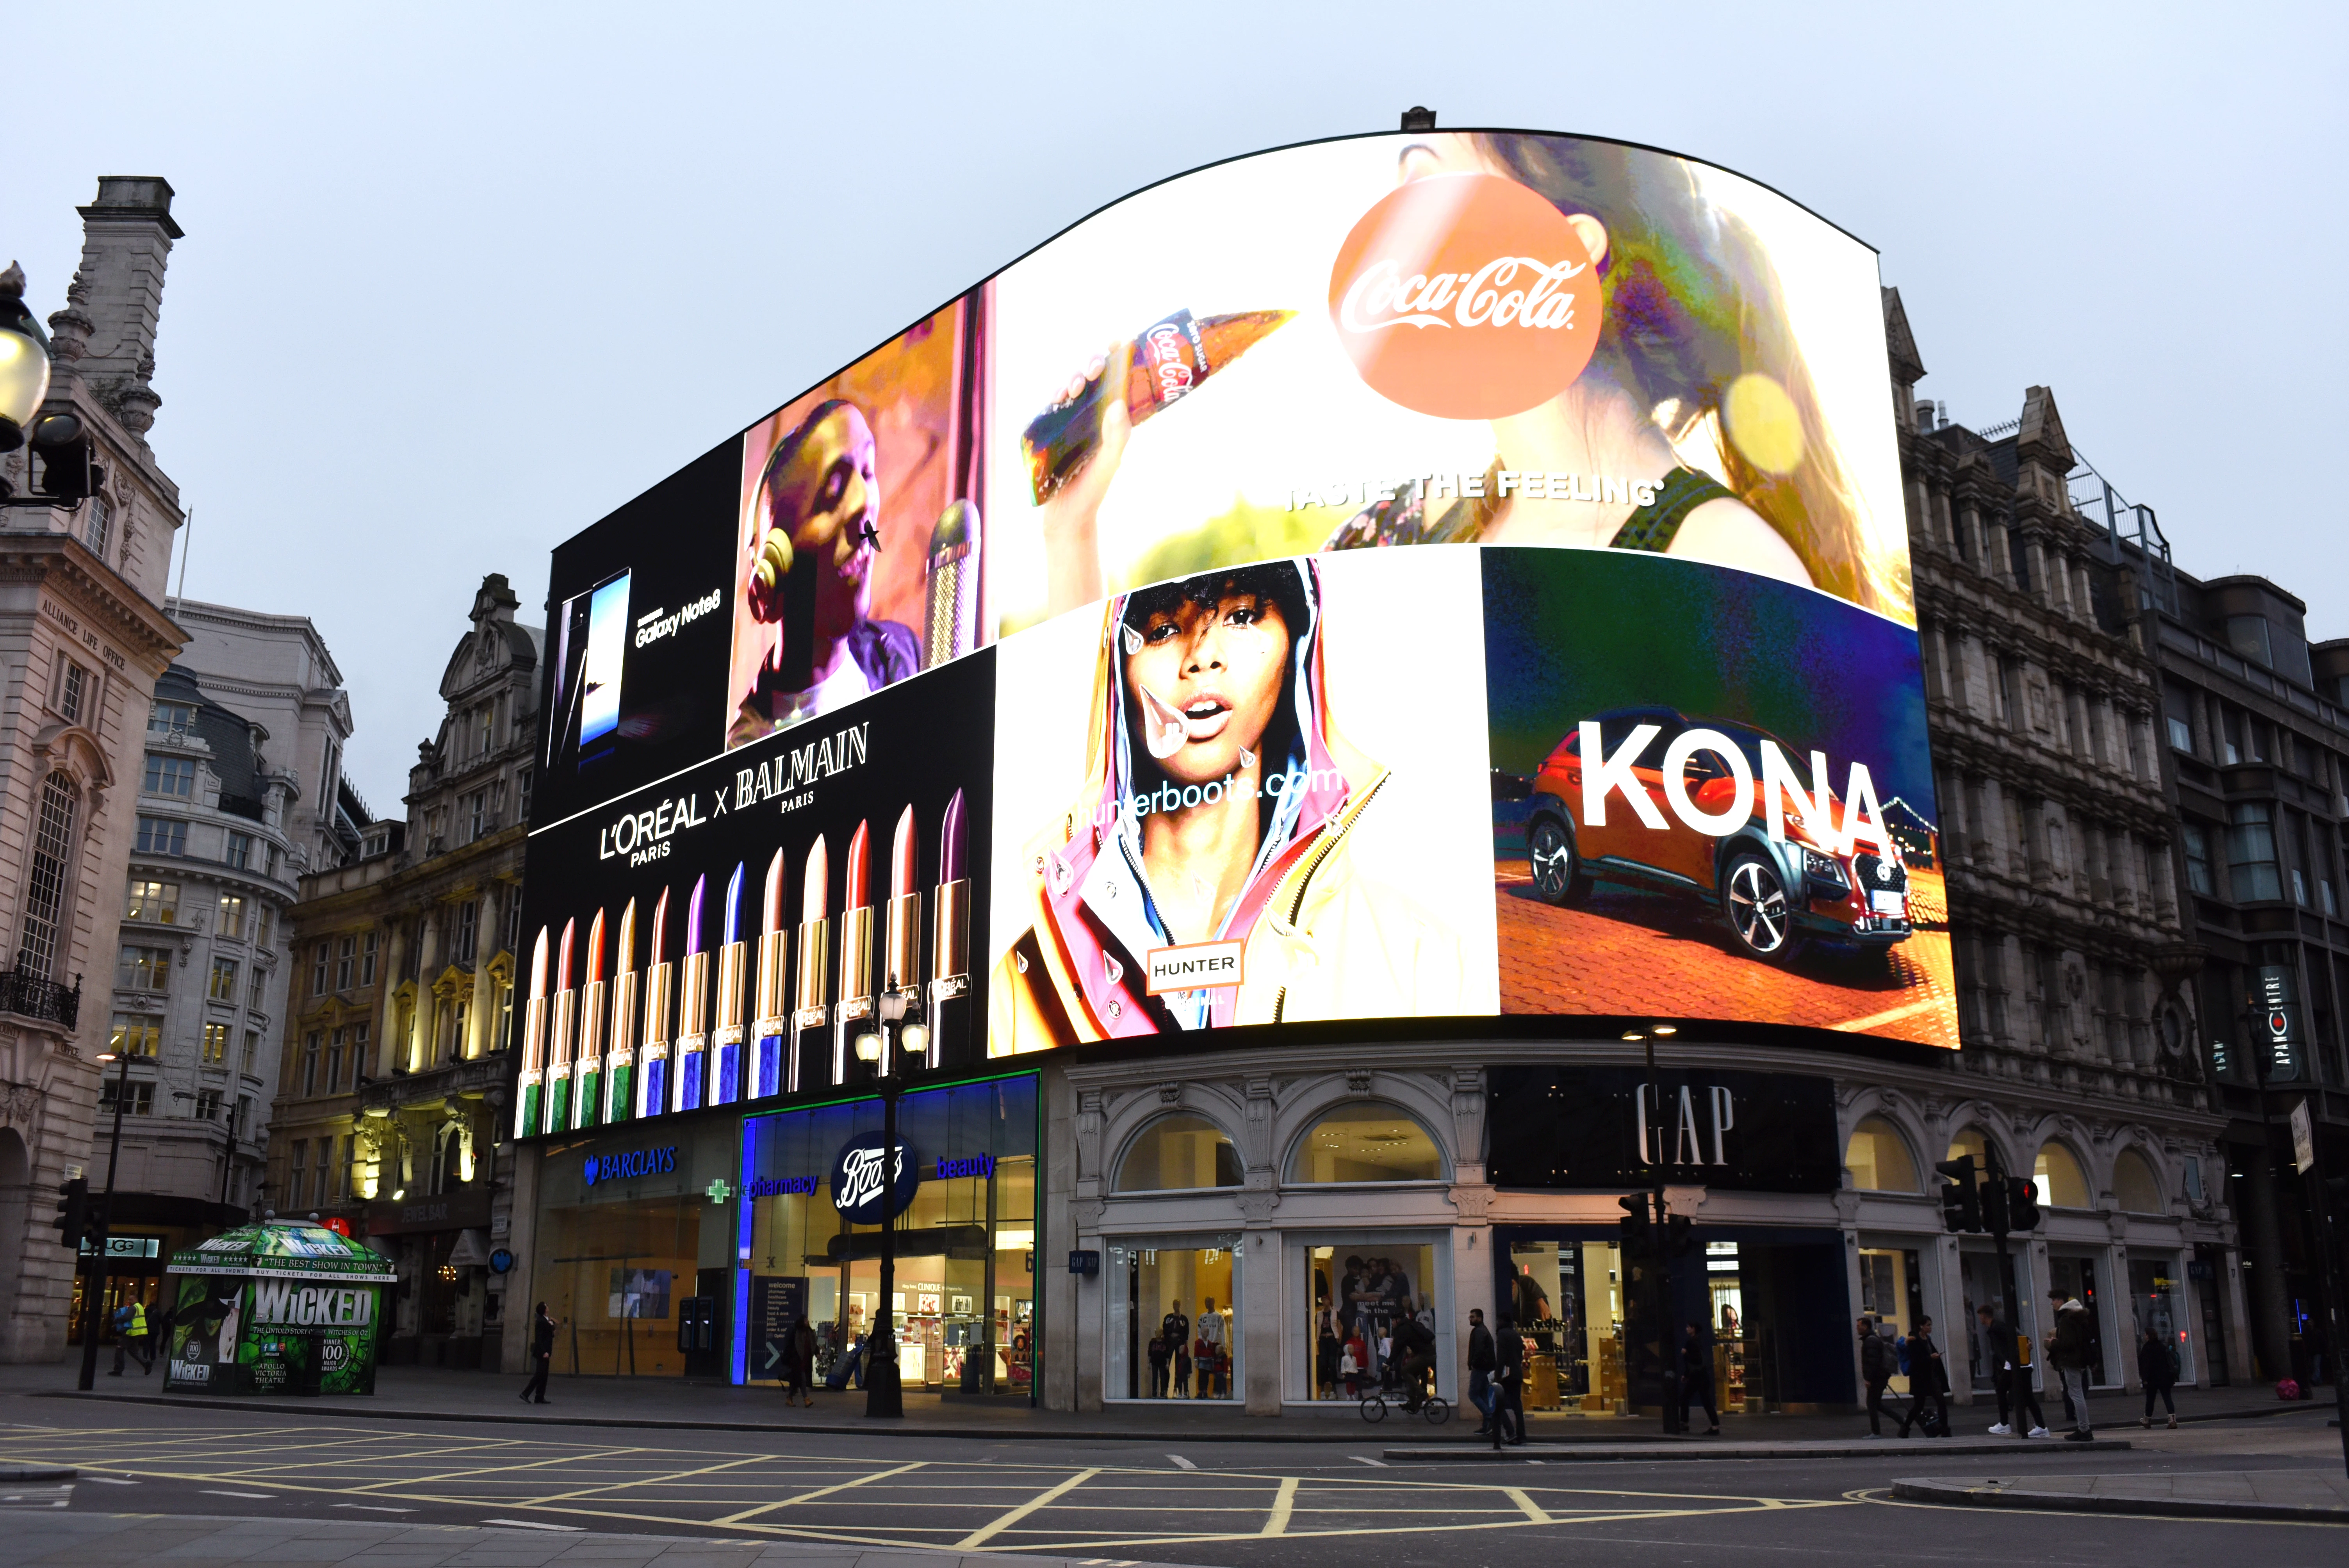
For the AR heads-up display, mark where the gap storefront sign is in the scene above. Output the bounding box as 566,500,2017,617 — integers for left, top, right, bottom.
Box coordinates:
734,1074,1039,1398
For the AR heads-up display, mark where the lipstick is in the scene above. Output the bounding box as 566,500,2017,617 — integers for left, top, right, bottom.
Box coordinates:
928,788,971,1069
638,887,673,1118
752,850,788,1099
882,805,923,1063
547,919,578,1134
574,909,607,1131
790,834,829,1094
832,821,875,1086
711,862,749,1105
606,898,638,1123
675,874,710,1113
516,927,549,1138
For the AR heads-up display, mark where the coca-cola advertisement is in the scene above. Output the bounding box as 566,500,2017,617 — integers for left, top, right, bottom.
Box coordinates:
536,127,1946,1057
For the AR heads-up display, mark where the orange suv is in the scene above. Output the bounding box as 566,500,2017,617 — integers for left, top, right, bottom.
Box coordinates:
1515,707,1912,963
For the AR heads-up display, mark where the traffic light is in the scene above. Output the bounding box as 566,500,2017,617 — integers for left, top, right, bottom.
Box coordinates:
1664,1212,1695,1258
1980,1171,2011,1234
1618,1191,1654,1256
2006,1175,2041,1232
1935,1155,1981,1233
51,1178,87,1253
29,415,100,504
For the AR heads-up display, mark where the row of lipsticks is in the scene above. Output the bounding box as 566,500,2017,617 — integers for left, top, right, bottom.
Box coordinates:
515,790,971,1138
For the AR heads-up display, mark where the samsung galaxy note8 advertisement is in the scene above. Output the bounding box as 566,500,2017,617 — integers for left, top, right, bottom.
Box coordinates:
518,127,1948,1136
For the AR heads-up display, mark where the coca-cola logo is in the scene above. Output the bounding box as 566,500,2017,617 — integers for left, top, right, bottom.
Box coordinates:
1327,172,1601,419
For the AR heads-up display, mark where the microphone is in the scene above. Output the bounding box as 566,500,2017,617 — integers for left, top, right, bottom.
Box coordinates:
923,499,981,670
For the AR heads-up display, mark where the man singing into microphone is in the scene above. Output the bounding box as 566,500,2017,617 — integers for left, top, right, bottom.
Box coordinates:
730,400,920,745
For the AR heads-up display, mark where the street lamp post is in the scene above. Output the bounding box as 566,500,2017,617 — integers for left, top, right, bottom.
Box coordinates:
853,991,929,1421
76,1049,133,1391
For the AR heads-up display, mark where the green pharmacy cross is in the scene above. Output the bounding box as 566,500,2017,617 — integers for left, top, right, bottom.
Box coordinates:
705,1178,734,1205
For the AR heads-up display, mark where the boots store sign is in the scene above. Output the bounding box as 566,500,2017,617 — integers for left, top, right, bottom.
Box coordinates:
1485,1066,1840,1192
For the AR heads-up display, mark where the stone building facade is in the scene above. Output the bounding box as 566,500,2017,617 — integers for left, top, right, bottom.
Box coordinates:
83,595,359,1322
1885,286,2248,1380
2138,563,2349,1383
265,574,538,1370
0,180,189,1362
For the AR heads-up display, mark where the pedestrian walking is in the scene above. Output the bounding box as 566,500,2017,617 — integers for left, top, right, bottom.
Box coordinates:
1681,1320,1720,1435
1976,1304,2048,1437
1489,1313,1527,1447
1896,1315,1951,1438
1859,1315,1897,1437
519,1302,557,1404
109,1298,151,1376
2137,1326,2179,1429
1467,1306,1497,1435
2046,1289,2096,1441
784,1313,818,1407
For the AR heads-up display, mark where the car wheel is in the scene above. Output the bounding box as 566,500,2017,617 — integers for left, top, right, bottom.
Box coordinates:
1529,816,1586,906
1721,848,1802,962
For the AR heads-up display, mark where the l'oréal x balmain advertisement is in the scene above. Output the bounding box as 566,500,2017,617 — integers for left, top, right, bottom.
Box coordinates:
515,650,996,1138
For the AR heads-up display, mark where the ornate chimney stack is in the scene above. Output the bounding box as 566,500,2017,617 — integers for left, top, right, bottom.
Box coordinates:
61,176,181,440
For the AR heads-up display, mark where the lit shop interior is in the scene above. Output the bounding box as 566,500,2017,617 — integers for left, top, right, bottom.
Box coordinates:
737,1074,1037,1394
530,1117,741,1379
1486,1228,1852,1413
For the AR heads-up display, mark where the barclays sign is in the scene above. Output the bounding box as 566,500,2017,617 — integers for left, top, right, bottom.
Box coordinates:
585,1146,679,1187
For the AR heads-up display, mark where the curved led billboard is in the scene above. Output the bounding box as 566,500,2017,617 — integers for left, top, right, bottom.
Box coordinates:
516,128,1946,1138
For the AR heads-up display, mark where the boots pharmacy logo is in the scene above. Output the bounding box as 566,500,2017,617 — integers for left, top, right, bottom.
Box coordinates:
829,1131,921,1224
1328,172,1602,419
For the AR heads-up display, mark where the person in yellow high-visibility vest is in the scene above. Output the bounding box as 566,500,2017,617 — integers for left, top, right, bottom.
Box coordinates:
109,1298,152,1376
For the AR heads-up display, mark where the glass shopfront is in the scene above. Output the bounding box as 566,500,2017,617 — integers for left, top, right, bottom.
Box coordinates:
532,1117,740,1379
1109,1236,1242,1401
1492,1226,1852,1414
737,1074,1037,1395
1304,1242,1436,1402
2129,1254,2193,1384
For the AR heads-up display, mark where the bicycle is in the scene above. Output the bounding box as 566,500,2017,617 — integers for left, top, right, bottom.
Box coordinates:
1359,1388,1451,1424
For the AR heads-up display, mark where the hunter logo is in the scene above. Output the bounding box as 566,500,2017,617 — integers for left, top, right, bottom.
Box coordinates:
1327,171,1601,419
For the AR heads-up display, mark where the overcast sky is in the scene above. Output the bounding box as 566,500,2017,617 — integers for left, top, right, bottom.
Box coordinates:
5,3,2339,811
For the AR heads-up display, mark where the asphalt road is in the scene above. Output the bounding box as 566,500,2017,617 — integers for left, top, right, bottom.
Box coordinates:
0,1396,2341,1566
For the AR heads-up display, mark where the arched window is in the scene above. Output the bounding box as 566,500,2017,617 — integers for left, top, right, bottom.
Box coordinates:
1945,1127,1990,1169
2035,1141,2090,1209
1114,1115,1241,1192
15,772,80,975
1288,1103,1444,1184
2112,1148,2164,1214
1846,1117,1920,1192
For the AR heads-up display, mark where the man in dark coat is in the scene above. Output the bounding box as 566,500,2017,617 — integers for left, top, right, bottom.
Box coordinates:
519,1303,558,1404
1490,1314,1527,1448
1467,1306,1498,1435
1896,1315,1951,1438
1860,1315,1897,1437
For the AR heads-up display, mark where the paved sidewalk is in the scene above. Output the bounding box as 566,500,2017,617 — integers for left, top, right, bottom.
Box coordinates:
1892,1468,2349,1523
1389,1436,2131,1462
2,1359,2325,1444
9,1512,1221,1568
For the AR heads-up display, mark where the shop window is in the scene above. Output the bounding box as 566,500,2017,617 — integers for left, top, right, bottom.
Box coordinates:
1305,1242,1439,1404
1287,1103,1444,1184
1114,1114,1242,1192
2112,1149,2165,1214
2034,1141,2091,1209
1110,1236,1242,1401
734,1076,1039,1393
1844,1117,1920,1192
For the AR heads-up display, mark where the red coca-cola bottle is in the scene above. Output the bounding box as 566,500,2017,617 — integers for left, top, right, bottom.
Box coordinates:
1022,307,1292,503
